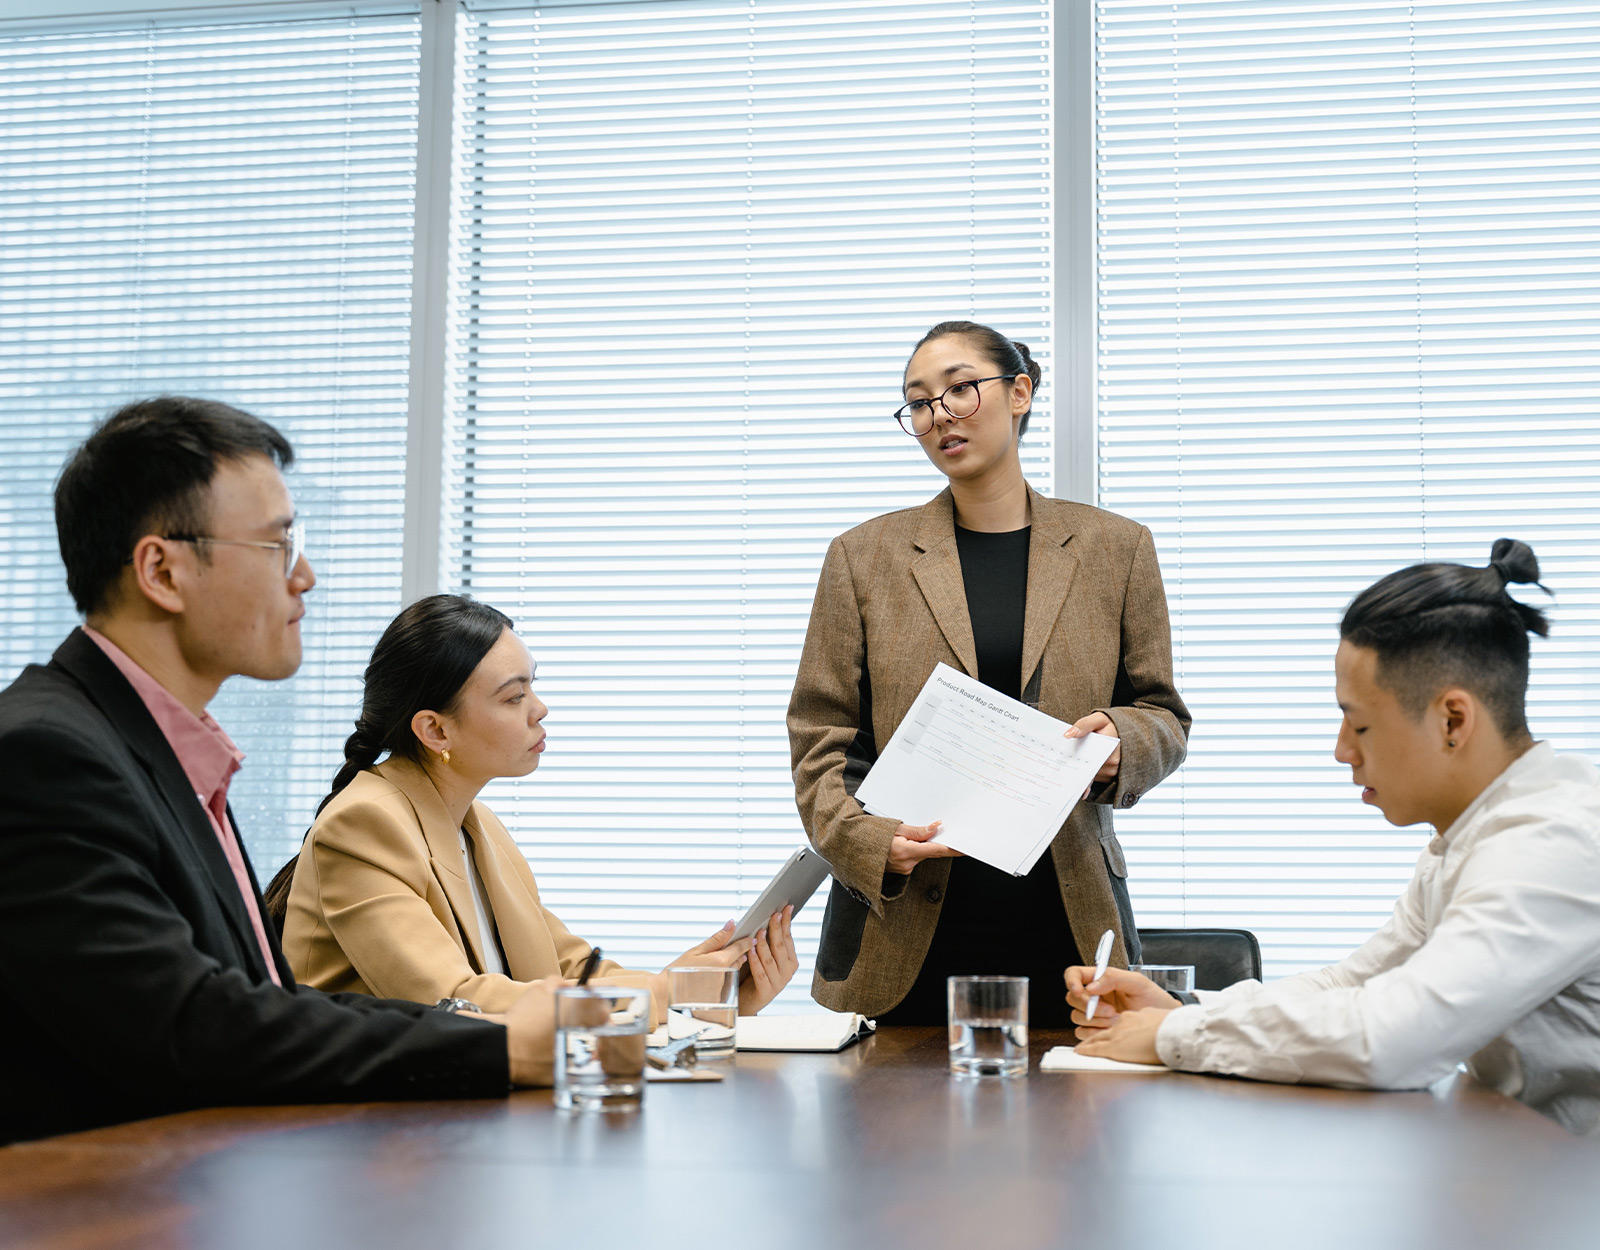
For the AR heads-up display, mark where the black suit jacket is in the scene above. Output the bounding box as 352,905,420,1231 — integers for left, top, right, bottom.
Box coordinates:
0,629,510,1144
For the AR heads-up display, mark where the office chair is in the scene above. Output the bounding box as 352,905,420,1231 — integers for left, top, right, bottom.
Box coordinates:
1136,928,1262,991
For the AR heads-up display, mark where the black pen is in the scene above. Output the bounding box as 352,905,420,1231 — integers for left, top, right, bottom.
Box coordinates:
576,946,603,986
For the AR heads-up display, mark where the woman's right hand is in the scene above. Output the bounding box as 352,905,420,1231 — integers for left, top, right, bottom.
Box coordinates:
886,820,963,875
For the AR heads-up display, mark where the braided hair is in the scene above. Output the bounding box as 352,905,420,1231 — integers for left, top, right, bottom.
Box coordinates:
319,594,514,813
262,594,514,928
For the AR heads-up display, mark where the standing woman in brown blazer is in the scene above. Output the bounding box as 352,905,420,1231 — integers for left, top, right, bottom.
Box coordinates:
787,320,1191,1026
272,595,798,1019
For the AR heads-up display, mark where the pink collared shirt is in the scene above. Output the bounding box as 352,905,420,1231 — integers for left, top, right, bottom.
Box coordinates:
85,628,283,986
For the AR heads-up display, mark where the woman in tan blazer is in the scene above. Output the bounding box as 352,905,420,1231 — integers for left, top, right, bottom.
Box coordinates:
275,595,797,1019
788,320,1191,1025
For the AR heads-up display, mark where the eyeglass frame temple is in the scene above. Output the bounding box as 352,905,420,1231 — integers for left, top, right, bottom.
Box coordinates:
155,520,305,578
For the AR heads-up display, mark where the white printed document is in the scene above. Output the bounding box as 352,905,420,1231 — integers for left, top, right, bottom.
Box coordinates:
853,663,1118,876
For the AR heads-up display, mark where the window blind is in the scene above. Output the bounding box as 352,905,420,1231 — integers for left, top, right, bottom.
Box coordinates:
1094,0,1600,976
0,6,421,869
448,0,1054,1004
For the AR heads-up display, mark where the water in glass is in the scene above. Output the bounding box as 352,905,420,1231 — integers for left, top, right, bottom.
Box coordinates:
947,975,1028,1077
555,1023,647,1110
949,1017,1029,1077
675,1003,737,1060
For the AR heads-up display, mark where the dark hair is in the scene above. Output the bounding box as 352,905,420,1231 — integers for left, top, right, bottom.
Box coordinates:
54,395,294,616
320,594,515,815
908,320,1043,437
263,594,514,929
1340,538,1550,740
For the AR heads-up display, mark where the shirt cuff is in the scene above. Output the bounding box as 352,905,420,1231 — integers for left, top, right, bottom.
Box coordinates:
1154,1003,1207,1071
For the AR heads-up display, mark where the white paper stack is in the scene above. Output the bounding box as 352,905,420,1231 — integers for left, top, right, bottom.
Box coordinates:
855,663,1119,875
1040,1046,1170,1074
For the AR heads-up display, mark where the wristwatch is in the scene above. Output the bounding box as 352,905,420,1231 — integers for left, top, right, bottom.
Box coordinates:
434,997,483,1015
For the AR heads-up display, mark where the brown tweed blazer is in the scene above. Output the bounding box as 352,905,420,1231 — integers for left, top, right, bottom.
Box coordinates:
787,487,1191,1016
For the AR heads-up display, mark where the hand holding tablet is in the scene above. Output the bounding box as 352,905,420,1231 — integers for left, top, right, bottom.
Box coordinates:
732,847,833,942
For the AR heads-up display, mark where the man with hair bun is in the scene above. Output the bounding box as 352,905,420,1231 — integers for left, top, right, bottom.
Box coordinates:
1067,541,1600,1135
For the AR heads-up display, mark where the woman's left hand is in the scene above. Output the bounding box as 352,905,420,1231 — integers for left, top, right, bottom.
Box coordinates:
739,905,798,1014
1066,711,1122,784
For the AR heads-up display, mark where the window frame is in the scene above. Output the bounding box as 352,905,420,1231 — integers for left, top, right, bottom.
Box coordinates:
0,0,1090,584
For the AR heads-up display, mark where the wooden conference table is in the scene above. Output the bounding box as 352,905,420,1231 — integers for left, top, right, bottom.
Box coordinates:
3,1027,1596,1250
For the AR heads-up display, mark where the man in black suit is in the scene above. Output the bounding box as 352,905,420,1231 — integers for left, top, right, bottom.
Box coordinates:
0,397,556,1144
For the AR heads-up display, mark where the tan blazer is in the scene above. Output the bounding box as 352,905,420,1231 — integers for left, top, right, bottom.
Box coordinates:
282,756,659,1016
788,487,1191,1015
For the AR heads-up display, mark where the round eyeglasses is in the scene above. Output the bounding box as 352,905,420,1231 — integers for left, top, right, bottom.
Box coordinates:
163,521,306,579
894,374,1018,437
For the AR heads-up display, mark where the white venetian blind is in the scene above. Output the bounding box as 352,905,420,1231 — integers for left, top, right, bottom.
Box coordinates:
1094,0,1600,976
447,0,1054,1003
0,6,421,869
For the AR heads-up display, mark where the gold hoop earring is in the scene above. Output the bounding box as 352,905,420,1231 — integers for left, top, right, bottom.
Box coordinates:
440,749,451,764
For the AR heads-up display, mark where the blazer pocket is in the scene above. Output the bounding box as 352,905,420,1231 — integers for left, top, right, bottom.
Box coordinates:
816,878,869,982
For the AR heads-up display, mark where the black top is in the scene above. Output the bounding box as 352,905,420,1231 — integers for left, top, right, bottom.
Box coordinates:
0,630,510,1144
878,526,1084,1027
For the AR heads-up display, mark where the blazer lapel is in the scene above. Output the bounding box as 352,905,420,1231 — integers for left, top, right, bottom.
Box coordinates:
51,629,269,979
228,799,297,985
377,756,493,973
910,489,979,677
1020,489,1081,696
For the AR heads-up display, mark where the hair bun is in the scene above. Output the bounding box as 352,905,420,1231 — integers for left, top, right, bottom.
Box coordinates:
1489,537,1541,586
1009,339,1042,387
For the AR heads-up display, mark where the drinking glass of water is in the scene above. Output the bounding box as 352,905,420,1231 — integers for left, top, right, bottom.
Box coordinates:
668,966,740,1060
1132,964,1195,996
947,975,1028,1078
554,985,650,1111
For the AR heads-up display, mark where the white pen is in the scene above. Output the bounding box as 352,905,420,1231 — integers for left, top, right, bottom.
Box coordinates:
1083,928,1115,1022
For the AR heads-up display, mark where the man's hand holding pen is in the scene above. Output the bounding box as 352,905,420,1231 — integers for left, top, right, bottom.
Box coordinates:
1064,964,1181,1066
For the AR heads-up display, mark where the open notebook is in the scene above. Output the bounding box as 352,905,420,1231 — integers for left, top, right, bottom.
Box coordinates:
649,1011,875,1054
735,1012,875,1053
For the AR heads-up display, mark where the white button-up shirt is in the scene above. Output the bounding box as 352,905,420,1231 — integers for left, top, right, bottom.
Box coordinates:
1156,742,1600,1135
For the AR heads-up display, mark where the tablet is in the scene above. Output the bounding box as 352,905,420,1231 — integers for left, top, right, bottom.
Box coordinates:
732,847,834,942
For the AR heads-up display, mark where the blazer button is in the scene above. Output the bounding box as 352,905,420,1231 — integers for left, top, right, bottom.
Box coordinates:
1120,792,1140,808
925,886,942,903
